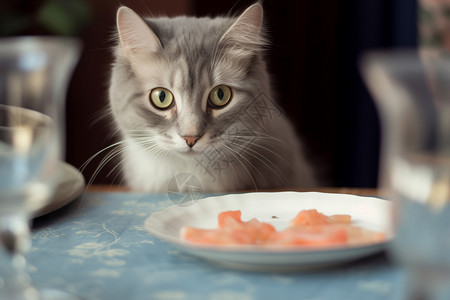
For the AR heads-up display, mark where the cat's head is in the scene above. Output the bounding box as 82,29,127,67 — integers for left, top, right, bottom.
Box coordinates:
109,3,269,157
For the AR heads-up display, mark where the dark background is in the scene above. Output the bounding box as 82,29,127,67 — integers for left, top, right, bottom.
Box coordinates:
1,0,417,188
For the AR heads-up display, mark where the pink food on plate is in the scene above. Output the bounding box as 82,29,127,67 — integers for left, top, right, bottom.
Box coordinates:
182,209,386,247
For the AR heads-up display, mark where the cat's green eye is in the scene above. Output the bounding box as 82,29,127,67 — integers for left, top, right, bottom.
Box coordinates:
209,85,232,108
150,88,174,110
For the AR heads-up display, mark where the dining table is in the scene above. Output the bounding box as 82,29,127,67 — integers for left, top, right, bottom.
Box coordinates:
14,185,409,300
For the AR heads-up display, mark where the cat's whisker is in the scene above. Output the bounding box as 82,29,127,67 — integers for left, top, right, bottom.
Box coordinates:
231,136,286,161
105,152,126,178
81,136,146,189
87,135,165,187
223,128,293,169
211,144,250,188
220,143,262,190
129,133,172,160
107,159,127,186
211,128,293,187
80,140,127,174
87,145,126,188
139,142,167,158
229,136,296,184
228,130,284,144
227,133,293,167
227,139,285,169
89,107,113,129
225,140,290,187
211,144,242,189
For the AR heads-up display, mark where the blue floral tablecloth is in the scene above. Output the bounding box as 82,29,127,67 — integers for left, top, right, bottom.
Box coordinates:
20,192,407,300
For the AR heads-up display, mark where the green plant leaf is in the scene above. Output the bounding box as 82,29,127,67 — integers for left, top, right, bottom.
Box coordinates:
37,0,90,35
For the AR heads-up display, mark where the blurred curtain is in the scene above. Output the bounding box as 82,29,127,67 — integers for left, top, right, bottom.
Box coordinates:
334,0,417,187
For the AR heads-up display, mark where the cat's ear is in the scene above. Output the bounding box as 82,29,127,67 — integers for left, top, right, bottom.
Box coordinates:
116,6,162,57
219,3,266,58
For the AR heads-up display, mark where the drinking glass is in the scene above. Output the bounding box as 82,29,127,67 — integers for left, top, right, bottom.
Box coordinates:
0,37,80,299
362,50,450,300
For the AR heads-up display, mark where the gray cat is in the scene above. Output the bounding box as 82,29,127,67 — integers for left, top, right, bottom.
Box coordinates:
107,3,317,192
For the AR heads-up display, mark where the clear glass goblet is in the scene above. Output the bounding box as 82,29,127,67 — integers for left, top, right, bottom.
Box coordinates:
0,37,81,299
362,50,450,300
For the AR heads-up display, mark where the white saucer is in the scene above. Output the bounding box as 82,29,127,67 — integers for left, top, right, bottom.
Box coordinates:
33,162,85,218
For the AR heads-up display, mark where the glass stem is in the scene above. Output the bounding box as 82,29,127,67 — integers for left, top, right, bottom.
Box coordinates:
0,214,38,299
406,268,450,300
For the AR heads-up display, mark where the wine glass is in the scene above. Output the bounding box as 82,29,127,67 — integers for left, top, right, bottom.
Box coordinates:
362,50,450,300
0,37,81,299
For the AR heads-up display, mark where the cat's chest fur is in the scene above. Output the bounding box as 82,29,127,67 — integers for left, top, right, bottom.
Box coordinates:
123,140,236,193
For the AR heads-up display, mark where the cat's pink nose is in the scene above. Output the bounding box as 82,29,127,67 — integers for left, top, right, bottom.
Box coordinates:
183,136,199,148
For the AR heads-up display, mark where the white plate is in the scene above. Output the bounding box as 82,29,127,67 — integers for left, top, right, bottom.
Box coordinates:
145,192,392,271
33,162,85,217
